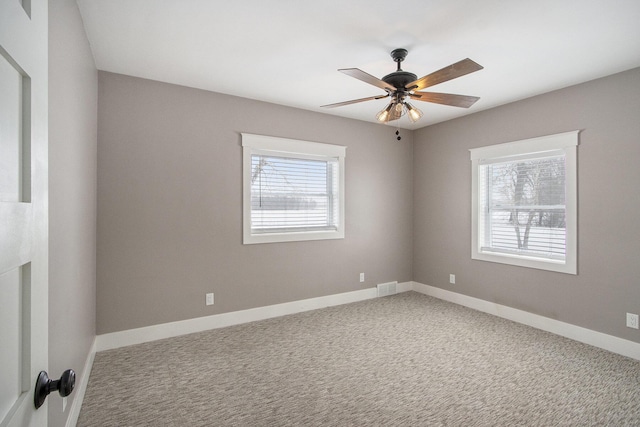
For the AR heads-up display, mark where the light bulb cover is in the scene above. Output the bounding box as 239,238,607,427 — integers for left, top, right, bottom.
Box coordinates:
405,102,423,123
376,103,394,123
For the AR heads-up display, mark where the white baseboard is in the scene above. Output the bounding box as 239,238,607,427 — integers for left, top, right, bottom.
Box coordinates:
411,281,640,361
396,281,412,293
96,280,640,360
66,337,97,427
96,283,412,351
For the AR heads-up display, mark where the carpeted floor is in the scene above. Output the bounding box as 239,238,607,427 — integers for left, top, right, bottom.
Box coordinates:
77,292,640,426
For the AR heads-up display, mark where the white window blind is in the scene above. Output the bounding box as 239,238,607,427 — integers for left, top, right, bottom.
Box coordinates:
242,133,346,244
470,131,578,274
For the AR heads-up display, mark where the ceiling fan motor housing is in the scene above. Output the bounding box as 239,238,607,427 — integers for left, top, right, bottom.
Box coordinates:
384,48,417,91
382,71,417,90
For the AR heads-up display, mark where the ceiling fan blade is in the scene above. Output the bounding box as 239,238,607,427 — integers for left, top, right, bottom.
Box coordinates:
321,94,389,108
405,58,483,91
339,68,396,92
409,92,480,108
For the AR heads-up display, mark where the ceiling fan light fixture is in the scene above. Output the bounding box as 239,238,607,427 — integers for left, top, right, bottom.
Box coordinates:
390,101,403,121
406,102,423,123
376,103,394,123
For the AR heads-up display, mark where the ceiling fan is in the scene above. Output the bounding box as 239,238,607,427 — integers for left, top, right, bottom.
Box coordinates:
321,48,483,123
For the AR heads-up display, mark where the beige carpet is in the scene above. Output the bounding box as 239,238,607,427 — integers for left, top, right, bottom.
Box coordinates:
77,292,640,426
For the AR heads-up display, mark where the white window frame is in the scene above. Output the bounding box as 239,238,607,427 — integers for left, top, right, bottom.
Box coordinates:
470,131,579,274
242,133,346,245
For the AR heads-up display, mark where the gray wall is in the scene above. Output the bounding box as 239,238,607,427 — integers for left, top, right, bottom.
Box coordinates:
49,0,98,425
96,72,414,334
413,67,640,343
96,65,640,345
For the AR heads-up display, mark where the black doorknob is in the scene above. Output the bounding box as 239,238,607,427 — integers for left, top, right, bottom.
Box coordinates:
34,369,75,409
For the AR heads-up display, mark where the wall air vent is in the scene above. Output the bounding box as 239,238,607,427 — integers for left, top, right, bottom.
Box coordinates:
377,281,398,297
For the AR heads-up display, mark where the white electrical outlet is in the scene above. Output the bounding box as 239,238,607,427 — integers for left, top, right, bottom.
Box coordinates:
206,293,214,306
449,274,456,284
626,313,639,329
359,273,365,283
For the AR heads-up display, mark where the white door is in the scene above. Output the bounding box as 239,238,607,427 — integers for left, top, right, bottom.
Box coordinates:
0,0,49,426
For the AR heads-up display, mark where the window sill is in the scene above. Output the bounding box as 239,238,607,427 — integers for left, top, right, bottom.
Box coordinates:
243,229,344,245
472,250,576,275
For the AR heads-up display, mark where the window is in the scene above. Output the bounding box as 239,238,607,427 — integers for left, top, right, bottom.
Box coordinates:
242,133,346,244
470,131,579,274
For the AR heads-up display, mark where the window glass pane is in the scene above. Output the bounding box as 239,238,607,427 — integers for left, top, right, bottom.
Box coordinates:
479,155,566,260
250,154,339,234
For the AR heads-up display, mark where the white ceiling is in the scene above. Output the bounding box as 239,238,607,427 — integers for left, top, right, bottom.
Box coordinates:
77,0,640,130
